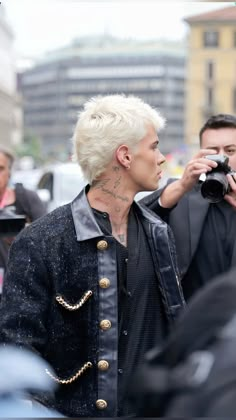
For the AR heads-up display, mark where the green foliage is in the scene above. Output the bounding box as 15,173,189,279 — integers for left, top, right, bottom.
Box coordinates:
14,133,43,165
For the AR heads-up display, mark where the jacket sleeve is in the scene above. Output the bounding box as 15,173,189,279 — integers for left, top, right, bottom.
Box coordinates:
139,178,177,222
0,231,51,354
0,230,57,409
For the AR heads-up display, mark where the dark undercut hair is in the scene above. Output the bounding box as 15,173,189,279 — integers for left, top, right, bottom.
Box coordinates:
199,114,236,145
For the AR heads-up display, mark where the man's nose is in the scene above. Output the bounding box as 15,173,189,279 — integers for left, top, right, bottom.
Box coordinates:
158,152,166,165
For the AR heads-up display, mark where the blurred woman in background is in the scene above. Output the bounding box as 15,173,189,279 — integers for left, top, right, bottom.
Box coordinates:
0,146,46,290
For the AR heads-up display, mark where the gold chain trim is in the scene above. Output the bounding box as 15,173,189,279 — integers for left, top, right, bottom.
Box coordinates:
45,361,93,385
56,290,93,311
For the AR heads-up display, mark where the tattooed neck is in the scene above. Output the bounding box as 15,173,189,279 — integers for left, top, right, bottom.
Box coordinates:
91,176,129,203
113,231,127,247
112,220,128,247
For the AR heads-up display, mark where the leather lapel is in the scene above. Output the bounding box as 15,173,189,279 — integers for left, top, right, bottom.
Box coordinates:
188,186,209,258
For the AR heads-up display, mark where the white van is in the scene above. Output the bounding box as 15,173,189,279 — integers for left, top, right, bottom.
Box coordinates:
37,162,87,212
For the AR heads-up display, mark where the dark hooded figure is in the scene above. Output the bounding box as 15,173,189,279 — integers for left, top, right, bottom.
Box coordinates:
129,266,236,418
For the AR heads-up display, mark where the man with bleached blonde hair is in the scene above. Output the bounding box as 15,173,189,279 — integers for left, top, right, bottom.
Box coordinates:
0,94,185,417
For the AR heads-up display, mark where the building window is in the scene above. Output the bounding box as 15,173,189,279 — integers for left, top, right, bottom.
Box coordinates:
233,88,236,113
203,31,219,47
207,87,213,107
206,61,214,80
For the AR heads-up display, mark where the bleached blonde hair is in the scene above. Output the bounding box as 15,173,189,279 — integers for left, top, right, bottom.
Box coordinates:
72,94,165,183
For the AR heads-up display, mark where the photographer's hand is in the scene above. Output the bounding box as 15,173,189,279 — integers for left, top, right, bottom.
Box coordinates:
224,174,236,209
178,149,218,192
159,149,217,208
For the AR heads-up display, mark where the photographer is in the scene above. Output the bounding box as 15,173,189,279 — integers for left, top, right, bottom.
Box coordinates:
0,147,46,289
141,114,236,300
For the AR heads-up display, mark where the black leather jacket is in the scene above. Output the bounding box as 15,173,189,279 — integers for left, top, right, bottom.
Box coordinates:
0,187,185,417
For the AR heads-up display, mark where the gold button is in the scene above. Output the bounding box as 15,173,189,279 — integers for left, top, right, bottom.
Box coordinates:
98,360,109,371
100,319,111,330
99,278,110,288
97,240,108,250
96,399,107,410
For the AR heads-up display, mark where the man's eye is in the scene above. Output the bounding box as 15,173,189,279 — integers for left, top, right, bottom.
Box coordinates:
226,149,236,154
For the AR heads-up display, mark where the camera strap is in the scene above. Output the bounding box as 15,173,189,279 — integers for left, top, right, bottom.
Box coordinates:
0,190,9,209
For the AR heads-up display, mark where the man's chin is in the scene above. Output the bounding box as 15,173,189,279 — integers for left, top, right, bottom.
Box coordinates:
143,184,159,192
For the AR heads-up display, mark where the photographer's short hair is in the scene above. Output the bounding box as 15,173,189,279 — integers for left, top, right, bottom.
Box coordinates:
0,147,15,170
72,94,165,183
199,114,236,145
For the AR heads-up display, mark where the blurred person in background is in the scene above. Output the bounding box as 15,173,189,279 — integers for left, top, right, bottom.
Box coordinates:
0,95,185,417
0,146,46,290
0,344,61,417
141,114,236,300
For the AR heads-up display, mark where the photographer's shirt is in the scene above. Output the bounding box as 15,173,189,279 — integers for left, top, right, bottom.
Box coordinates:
182,200,236,300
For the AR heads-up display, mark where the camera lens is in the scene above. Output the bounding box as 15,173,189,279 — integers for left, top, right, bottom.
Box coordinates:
0,208,26,237
201,172,229,203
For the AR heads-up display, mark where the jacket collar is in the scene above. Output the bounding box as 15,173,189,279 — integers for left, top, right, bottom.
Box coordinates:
71,186,104,242
71,186,163,242
134,198,166,224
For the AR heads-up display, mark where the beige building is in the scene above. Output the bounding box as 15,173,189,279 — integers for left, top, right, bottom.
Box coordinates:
184,5,236,150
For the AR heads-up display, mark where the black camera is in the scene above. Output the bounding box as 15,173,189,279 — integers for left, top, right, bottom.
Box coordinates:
201,154,236,203
0,207,26,238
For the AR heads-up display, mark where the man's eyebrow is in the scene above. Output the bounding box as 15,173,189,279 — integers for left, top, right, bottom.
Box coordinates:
205,144,236,148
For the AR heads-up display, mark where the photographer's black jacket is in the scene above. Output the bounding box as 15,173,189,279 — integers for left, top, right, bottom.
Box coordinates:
141,179,236,292
0,187,185,417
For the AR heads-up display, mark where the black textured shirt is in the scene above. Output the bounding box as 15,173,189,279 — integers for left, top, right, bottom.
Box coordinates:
183,200,236,301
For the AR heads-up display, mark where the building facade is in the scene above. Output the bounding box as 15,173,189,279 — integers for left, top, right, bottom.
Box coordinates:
19,38,186,160
0,7,22,148
184,5,236,149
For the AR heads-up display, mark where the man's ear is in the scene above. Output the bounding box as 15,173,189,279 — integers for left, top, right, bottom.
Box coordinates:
116,145,132,169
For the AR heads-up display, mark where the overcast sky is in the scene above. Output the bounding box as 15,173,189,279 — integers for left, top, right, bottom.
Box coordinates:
2,1,233,59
